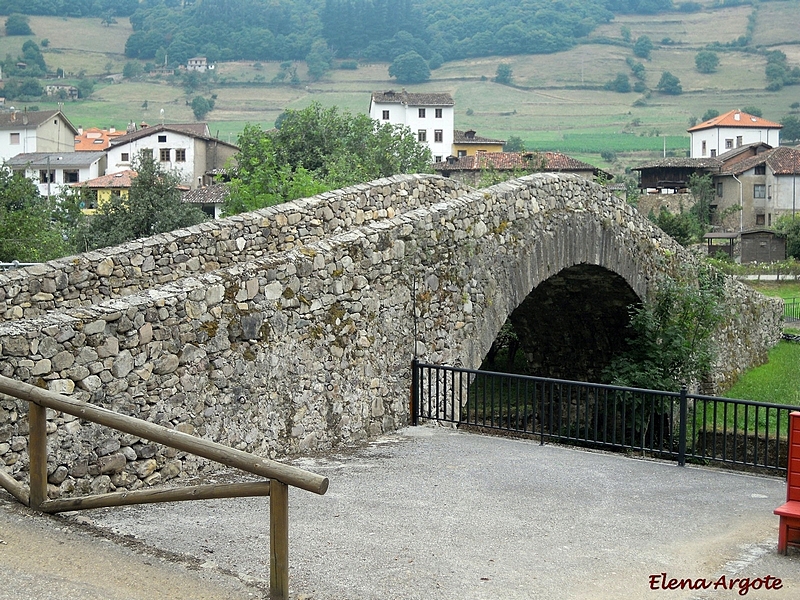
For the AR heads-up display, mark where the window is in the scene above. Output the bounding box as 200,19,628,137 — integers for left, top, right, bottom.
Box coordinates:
10,133,20,145
710,149,717,157
39,170,55,183
175,148,186,162
717,182,723,197
754,165,766,175
434,129,443,143
141,149,153,159
382,110,390,120
725,139,733,149
457,150,467,157
121,152,130,162
160,148,171,162
418,108,426,118
701,141,707,156
434,156,442,162
418,130,427,142
736,136,743,147
435,108,442,118
63,170,79,184
158,135,167,143
754,184,766,198
756,214,765,225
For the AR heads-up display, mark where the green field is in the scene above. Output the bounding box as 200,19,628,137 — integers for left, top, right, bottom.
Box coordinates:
4,4,800,173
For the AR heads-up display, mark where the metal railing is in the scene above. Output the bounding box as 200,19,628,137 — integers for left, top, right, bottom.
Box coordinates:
0,374,328,599
411,361,796,475
785,297,800,321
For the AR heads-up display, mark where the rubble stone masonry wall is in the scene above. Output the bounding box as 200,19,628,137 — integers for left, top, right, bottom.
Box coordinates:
0,174,782,499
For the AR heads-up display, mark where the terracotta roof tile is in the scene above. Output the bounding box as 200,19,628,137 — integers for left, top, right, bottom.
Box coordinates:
434,151,599,173
74,170,137,189
182,184,229,204
719,146,800,176
74,127,125,151
688,109,782,132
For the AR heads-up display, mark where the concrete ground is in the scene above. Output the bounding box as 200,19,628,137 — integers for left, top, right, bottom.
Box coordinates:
2,425,798,599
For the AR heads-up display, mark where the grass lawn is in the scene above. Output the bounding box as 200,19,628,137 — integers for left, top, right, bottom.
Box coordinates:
724,341,800,407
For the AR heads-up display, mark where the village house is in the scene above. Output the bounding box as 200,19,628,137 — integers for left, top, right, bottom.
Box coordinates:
713,145,800,230
186,57,214,72
688,109,782,158
0,109,77,163
71,169,136,214
452,130,505,157
369,90,454,162
6,151,106,198
432,151,608,186
106,123,239,190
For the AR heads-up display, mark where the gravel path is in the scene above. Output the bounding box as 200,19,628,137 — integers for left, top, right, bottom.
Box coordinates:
2,425,799,599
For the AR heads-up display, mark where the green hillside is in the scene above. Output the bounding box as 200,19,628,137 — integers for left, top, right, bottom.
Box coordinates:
2,2,800,173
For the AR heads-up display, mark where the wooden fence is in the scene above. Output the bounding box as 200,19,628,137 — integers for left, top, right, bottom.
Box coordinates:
0,375,328,599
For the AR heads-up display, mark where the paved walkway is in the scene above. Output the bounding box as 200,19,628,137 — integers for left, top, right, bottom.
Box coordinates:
2,425,799,599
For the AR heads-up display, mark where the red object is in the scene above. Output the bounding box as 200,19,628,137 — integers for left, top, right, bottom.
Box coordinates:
775,411,800,554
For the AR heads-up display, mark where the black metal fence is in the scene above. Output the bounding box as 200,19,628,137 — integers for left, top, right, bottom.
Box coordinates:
411,361,797,475
785,297,800,322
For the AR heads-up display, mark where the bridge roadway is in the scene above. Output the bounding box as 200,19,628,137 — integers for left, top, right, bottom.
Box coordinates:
2,426,797,599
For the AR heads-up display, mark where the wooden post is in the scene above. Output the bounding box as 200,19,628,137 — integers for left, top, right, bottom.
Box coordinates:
270,479,289,599
28,403,48,509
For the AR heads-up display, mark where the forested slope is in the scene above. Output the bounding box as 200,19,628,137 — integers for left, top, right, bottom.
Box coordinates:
2,0,675,64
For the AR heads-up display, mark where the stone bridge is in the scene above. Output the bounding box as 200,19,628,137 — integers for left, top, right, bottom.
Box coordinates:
0,174,782,498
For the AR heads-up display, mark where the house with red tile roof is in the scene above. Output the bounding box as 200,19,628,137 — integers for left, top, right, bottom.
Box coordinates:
688,110,782,158
713,145,800,230
432,151,608,186
72,170,137,214
74,127,125,151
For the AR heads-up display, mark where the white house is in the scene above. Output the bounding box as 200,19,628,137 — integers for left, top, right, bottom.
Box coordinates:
187,57,213,72
688,109,782,158
106,123,238,190
0,109,78,163
6,151,106,198
369,90,455,162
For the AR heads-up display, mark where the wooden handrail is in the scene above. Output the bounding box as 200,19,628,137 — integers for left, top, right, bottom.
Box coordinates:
0,375,328,494
0,374,329,599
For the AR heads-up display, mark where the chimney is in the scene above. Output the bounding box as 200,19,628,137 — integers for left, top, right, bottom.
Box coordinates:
734,112,741,121
446,155,458,165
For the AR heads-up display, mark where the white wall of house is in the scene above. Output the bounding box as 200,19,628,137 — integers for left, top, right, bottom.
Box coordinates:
369,101,454,162
714,169,800,230
0,116,75,162
691,125,781,158
107,131,198,186
12,160,104,198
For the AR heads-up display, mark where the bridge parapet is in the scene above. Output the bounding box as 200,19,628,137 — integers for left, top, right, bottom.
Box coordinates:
0,175,465,323
0,173,782,499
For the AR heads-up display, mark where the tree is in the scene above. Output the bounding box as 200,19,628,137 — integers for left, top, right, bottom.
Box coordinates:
651,206,699,246
5,14,32,36
495,64,513,85
777,216,800,259
605,73,631,93
741,105,763,118
694,50,719,74
306,39,333,81
82,153,207,249
781,115,800,142
701,108,719,122
633,35,653,59
656,71,682,95
191,96,214,120
0,167,77,262
688,172,714,230
76,79,95,99
503,136,525,152
123,61,144,79
388,51,430,84
226,103,431,214
603,264,726,393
